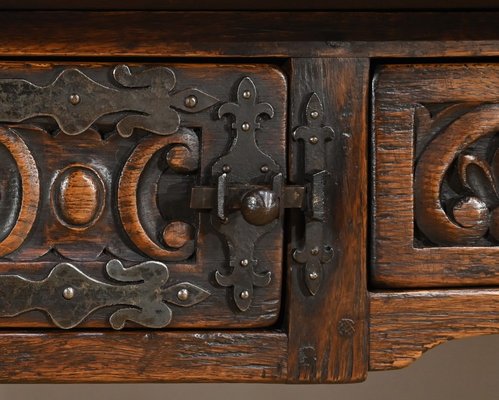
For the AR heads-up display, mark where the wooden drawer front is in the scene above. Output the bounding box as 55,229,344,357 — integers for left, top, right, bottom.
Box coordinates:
0,62,287,328
373,63,499,288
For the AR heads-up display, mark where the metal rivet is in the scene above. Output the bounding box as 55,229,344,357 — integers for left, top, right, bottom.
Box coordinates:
240,259,249,267
310,110,319,119
240,290,250,300
260,165,269,173
309,271,319,280
177,288,189,301
242,90,251,99
241,122,250,132
69,94,80,105
309,136,319,144
222,164,231,173
310,247,319,256
184,95,198,108
62,287,75,300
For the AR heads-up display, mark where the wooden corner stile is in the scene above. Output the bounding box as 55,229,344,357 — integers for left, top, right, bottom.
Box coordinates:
286,58,369,383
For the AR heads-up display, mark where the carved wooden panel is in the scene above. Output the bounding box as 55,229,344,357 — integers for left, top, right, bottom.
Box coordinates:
0,62,287,328
372,64,499,287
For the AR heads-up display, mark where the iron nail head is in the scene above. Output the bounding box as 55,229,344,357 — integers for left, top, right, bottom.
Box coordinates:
177,288,189,301
63,287,75,300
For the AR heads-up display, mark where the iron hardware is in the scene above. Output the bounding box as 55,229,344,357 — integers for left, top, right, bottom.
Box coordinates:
0,259,210,329
191,80,332,307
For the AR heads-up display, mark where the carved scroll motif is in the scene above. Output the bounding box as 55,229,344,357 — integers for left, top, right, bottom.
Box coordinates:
0,259,210,329
414,103,499,246
0,125,199,261
0,65,219,137
118,127,199,261
0,128,40,257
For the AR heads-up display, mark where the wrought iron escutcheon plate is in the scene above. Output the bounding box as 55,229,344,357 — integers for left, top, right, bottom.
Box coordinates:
191,81,333,309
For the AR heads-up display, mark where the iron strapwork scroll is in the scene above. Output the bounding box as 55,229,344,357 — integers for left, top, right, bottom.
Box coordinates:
0,259,210,329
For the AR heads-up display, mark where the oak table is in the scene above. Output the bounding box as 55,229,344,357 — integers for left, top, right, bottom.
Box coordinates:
0,2,497,383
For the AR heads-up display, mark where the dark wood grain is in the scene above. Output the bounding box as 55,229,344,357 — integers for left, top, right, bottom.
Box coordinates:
0,12,495,58
369,289,499,371
373,64,499,288
1,0,498,10
0,330,287,382
286,58,369,383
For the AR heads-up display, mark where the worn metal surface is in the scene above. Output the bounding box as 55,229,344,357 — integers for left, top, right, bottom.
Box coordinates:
0,259,210,329
190,185,305,210
212,77,280,180
292,93,334,295
189,77,282,311
213,174,283,311
0,64,219,136
240,188,280,226
190,77,330,308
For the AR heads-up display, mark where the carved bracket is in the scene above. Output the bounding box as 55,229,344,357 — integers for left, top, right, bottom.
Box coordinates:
0,259,210,329
292,93,334,295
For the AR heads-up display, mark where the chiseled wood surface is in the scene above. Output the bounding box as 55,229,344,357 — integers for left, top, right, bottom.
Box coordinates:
369,289,499,371
0,331,287,382
0,12,495,58
286,58,369,383
372,64,499,288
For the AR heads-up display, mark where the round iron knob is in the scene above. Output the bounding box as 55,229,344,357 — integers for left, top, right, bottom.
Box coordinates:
241,189,280,226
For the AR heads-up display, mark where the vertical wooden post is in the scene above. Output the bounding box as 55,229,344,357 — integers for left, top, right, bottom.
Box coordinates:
286,58,369,383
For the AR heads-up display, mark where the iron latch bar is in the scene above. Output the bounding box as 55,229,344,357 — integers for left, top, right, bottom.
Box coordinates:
190,184,306,211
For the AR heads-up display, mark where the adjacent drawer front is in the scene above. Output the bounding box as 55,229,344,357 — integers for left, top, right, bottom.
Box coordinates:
373,63,499,287
0,62,287,328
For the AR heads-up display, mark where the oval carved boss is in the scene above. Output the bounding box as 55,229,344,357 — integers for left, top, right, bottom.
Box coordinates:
0,127,40,257
118,128,199,261
51,165,105,230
